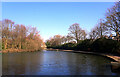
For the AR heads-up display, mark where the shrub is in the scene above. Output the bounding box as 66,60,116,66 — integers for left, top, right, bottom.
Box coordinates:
115,42,120,54
61,43,75,50
51,42,76,50
91,38,118,53
75,39,93,51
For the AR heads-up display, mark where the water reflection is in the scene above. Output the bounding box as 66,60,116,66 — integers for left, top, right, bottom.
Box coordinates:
2,51,120,75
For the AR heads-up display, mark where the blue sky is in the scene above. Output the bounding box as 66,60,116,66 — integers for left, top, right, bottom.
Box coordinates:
2,2,115,41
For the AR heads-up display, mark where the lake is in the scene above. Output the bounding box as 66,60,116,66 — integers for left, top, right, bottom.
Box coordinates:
2,50,120,75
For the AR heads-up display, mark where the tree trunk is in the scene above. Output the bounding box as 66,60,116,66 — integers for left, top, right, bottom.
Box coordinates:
4,39,7,50
116,32,119,42
19,42,21,49
12,44,14,49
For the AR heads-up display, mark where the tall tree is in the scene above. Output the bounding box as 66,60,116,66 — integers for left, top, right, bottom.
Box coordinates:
66,34,73,43
52,35,63,46
0,21,2,50
2,19,45,52
89,19,109,40
68,23,86,43
96,19,108,38
45,35,65,47
61,36,67,44
80,30,87,40
89,29,98,40
2,19,14,49
105,2,120,41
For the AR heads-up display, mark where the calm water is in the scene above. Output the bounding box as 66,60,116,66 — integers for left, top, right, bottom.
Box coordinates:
2,50,120,75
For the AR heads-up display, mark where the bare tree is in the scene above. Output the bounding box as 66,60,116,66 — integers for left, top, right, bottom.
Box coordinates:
0,21,1,36
96,19,108,38
105,2,120,41
89,29,98,40
89,19,109,40
46,35,68,47
46,35,63,47
61,36,67,44
2,19,44,52
66,34,73,43
2,19,14,49
80,30,87,40
68,23,87,43
52,35,63,46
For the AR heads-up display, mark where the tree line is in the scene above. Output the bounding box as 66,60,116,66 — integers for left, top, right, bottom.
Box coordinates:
90,2,120,41
1,19,45,53
45,2,120,54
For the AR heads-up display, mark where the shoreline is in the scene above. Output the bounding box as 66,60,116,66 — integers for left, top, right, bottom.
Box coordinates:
46,48,120,62
46,48,120,72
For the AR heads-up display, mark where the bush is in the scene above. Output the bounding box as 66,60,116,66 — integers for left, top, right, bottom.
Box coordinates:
115,42,120,54
91,38,118,53
75,39,93,51
51,42,76,50
48,38,120,55
61,43,75,50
